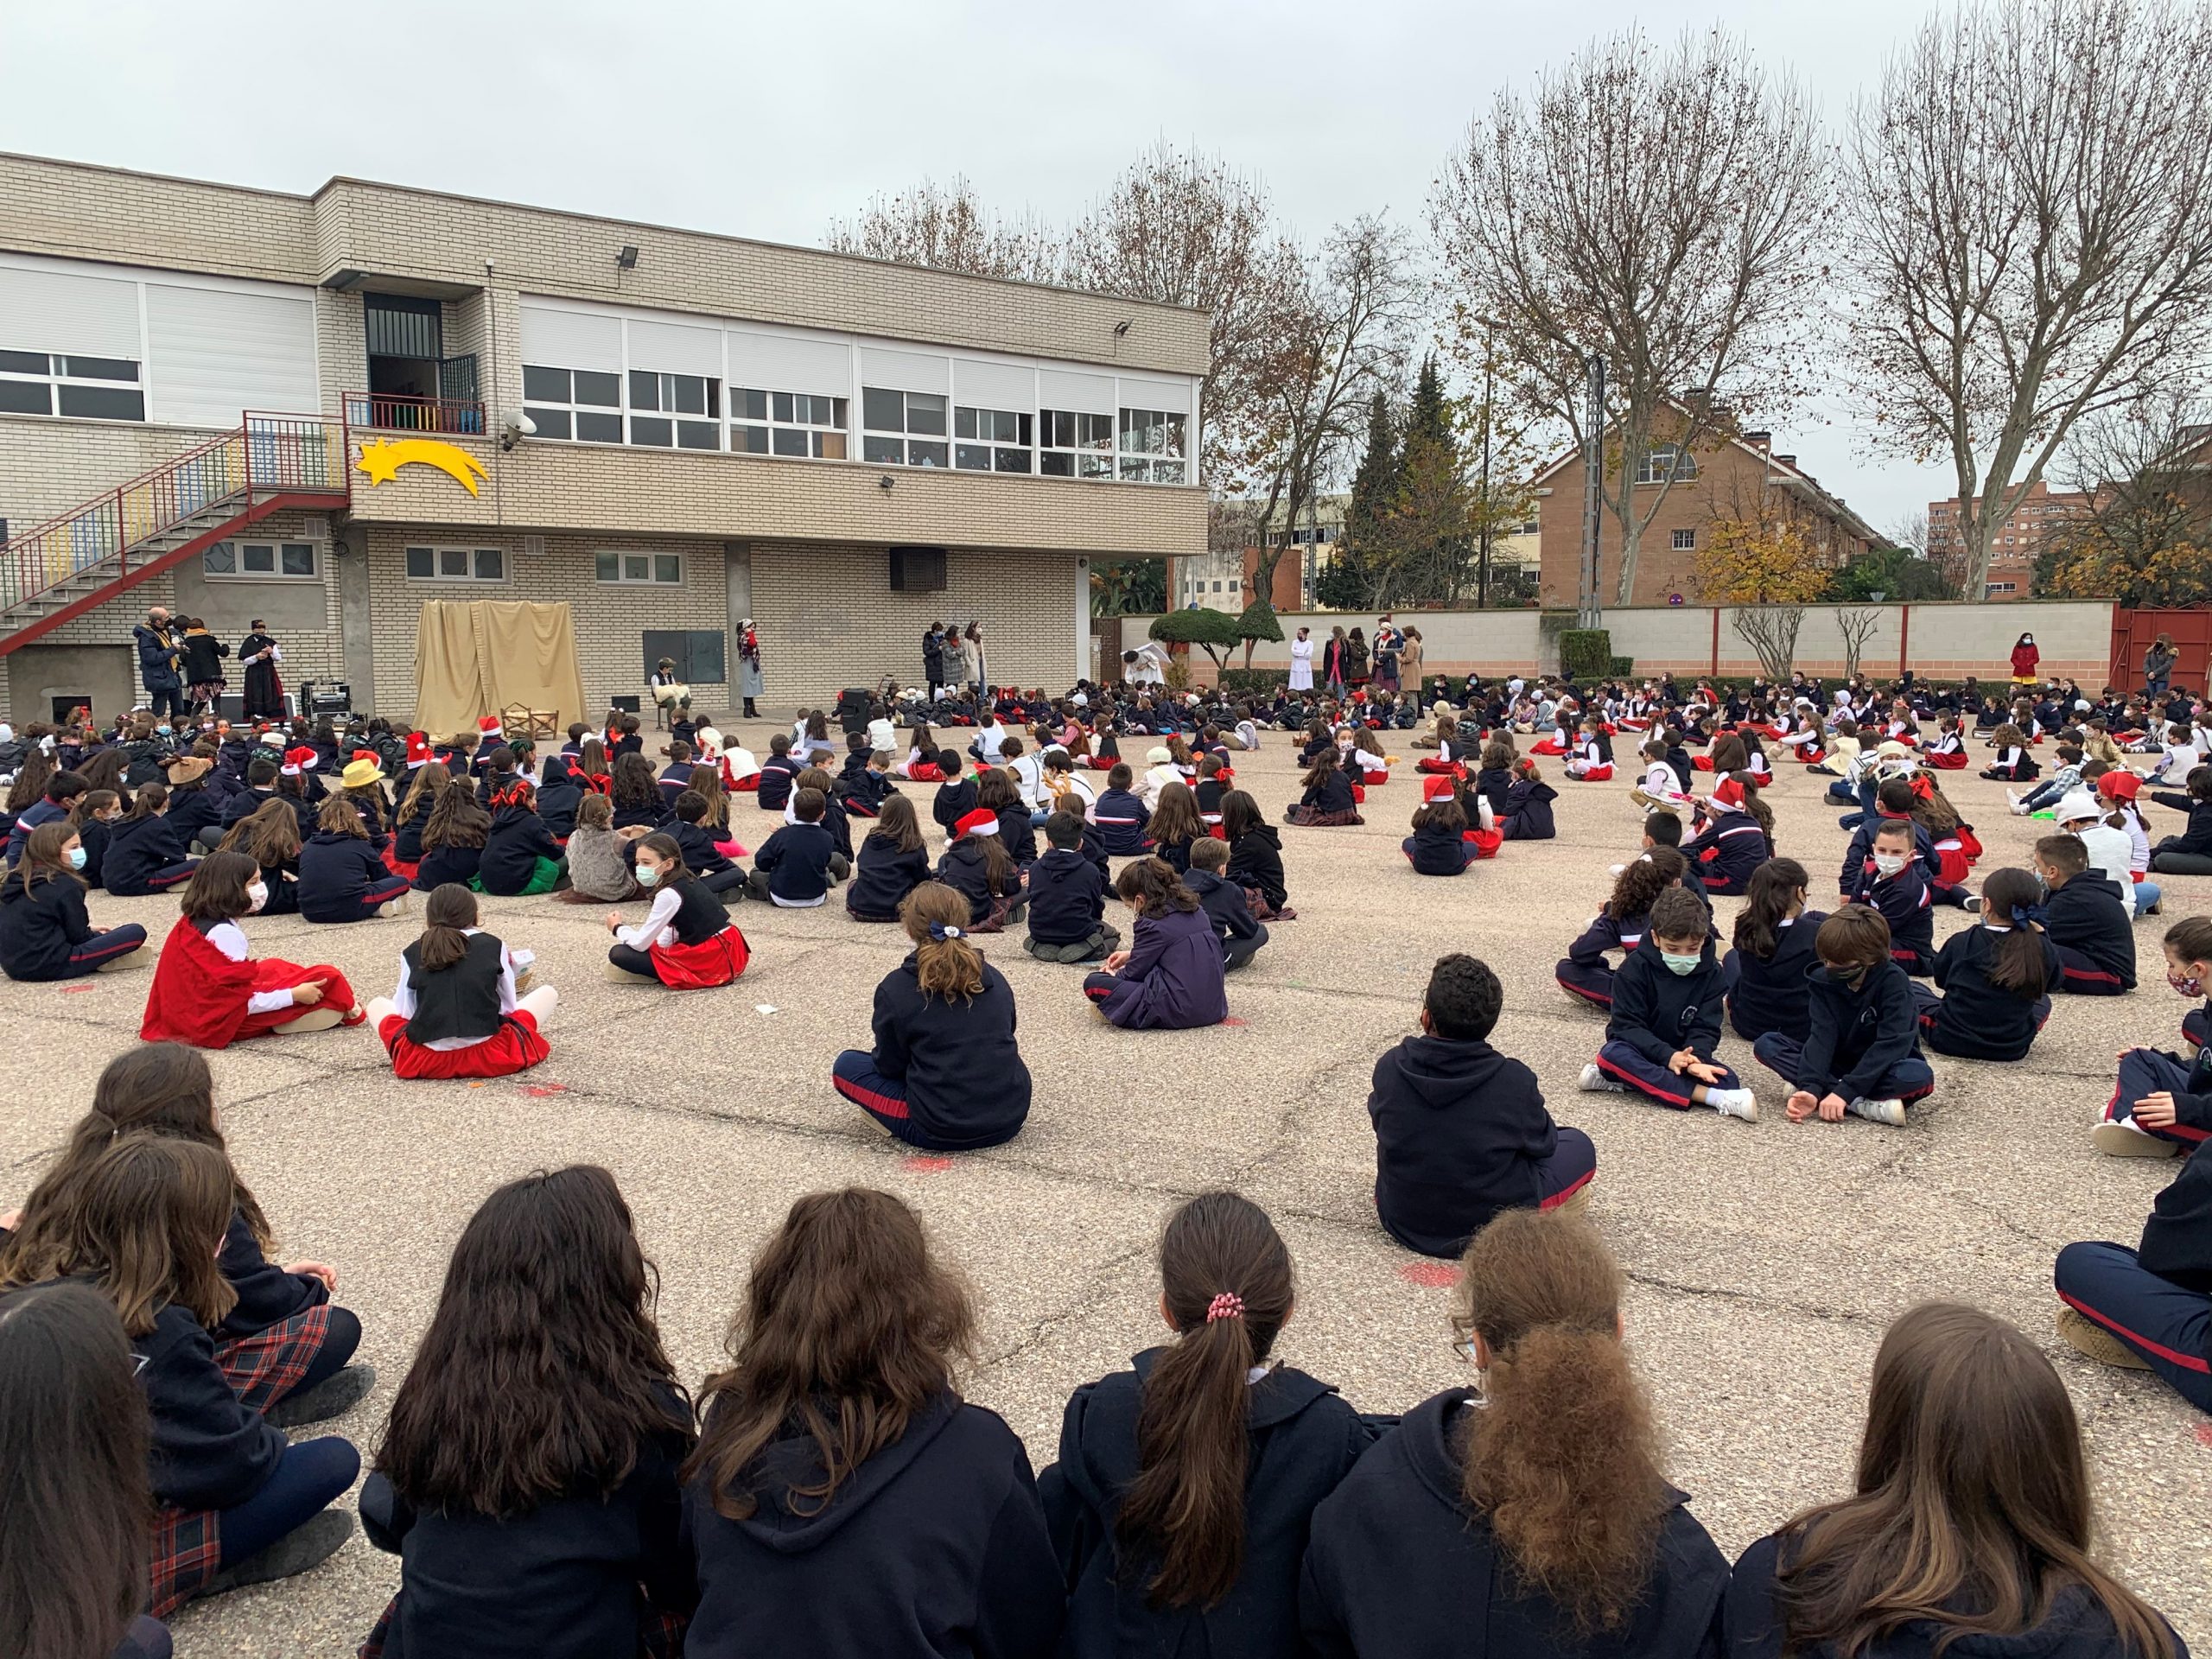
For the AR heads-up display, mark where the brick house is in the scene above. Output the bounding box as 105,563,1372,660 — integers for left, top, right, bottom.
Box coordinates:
0,152,1208,723
1532,410,1881,608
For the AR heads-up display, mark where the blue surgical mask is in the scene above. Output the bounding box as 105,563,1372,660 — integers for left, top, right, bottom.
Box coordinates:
637,864,662,887
1659,950,1702,976
156,725,172,736
65,847,86,871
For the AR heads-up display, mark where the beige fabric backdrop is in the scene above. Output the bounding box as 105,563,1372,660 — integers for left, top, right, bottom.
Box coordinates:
411,600,588,736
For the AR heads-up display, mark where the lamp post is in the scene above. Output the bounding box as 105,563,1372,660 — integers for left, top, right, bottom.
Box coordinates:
1578,352,1606,630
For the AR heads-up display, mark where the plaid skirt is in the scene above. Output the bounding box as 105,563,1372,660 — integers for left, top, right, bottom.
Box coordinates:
1285,805,1363,827
360,1594,687,1659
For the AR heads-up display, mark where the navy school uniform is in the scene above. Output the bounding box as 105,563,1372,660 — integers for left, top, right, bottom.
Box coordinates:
2104,1031,2212,1150
611,793,663,832
1039,1354,1377,1659
663,820,744,893
1837,810,1938,893
1915,924,2057,1060
1752,960,1934,1105
831,952,1032,1148
931,775,980,836
1291,769,1358,818
479,805,566,895
934,838,1018,926
1300,1389,1729,1659
996,804,1037,868
1150,831,1198,874
1090,786,1150,855
359,1399,696,1659
1555,908,1646,1009
3,796,68,864
847,831,931,921
0,868,146,979
755,753,803,813
1847,861,1936,976
75,813,114,888
2056,1140,2212,1415
1184,867,1268,971
1681,808,1770,895
412,840,481,893
219,1208,334,1340
1227,823,1288,912
534,761,583,840
1471,765,1514,823
655,762,696,813
1024,846,1113,950
133,1298,292,1510
297,830,410,922
164,780,228,850
817,793,855,861
752,822,837,906
102,813,200,896
1367,1032,1595,1258
1723,911,1828,1041
2045,872,2136,994
1599,937,1742,1105
1084,903,1229,1030
393,792,437,862
680,1389,1063,1659
1497,774,1558,840
1404,817,1478,874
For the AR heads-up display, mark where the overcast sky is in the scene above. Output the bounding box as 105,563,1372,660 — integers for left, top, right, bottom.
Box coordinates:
2,0,1955,532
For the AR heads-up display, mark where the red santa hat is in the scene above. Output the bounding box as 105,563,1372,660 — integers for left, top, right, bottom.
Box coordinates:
1421,776,1458,803
280,745,316,777
1712,775,1746,810
404,731,431,769
953,808,1000,838
477,715,503,740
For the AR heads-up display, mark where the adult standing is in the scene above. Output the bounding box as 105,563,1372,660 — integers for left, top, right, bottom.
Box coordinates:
2144,632,2177,699
176,618,230,716
1288,626,1315,691
238,619,284,721
1323,626,1349,697
1400,626,1425,691
922,624,946,700
736,619,763,721
2010,631,2040,688
1372,616,1402,693
964,621,987,698
941,625,972,699
132,607,183,721
1345,626,1370,690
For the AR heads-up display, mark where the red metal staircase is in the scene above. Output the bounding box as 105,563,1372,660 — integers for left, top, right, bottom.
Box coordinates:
0,414,351,658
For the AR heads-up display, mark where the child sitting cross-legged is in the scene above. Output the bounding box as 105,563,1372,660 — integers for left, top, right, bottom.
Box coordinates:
1580,887,1759,1121
847,793,931,923
1083,856,1229,1030
2090,915,2212,1159
1751,906,1933,1128
1285,747,1363,827
1403,779,1482,874
1847,818,1936,976
936,807,1027,932
365,882,557,1080
747,787,843,907
1367,952,1595,1258
1556,847,1688,1011
2034,831,2135,995
1911,868,2057,1061
1024,809,1121,964
1182,834,1267,973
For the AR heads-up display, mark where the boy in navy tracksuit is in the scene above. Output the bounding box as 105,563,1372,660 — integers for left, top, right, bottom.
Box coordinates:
1680,777,1769,896
1751,906,1933,1127
747,789,840,906
1089,764,1150,855
2055,1138,2212,1414
2035,833,2134,995
1836,779,1940,893
1023,811,1119,963
4,772,86,865
755,735,803,813
839,739,894,818
931,759,979,837
1184,836,1267,972
1583,888,1759,1120
1847,819,1936,976
655,742,697,812
1368,953,1594,1257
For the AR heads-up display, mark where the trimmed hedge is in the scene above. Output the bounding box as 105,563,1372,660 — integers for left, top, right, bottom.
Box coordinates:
1558,628,1614,681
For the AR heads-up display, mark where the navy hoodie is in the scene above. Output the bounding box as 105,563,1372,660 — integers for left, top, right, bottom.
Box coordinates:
1500,774,1558,837
1408,817,1474,875
1367,1033,1559,1257
936,838,1014,925
535,759,584,840
1090,786,1151,855
1039,1355,1376,1659
664,819,735,880
0,867,98,979
480,805,565,894
164,780,228,848
1723,911,1828,1041
1927,925,2060,1059
101,812,194,896
681,1389,1063,1659
1608,936,1726,1063
2140,1140,2212,1306
2044,872,2136,991
1793,960,1926,1099
1299,770,1357,815
753,822,836,905
1681,809,1770,892
1185,867,1261,950
859,953,1032,1147
394,790,437,861
848,831,931,921
1025,845,1108,944
297,830,395,920
932,776,980,836
1227,824,1287,910
1300,1389,1728,1659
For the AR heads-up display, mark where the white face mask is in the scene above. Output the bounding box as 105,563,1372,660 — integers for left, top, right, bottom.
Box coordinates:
1873,852,1909,877
637,863,663,887
245,881,270,913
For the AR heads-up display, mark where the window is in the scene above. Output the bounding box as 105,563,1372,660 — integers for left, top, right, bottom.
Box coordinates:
861,388,948,467
522,365,623,443
627,371,721,449
1985,581,2018,596
730,388,848,459
404,544,505,582
203,540,317,579
0,350,145,421
1672,528,1697,551
954,405,1033,473
1117,407,1188,483
1634,444,1697,485
1039,408,1115,477
595,550,683,586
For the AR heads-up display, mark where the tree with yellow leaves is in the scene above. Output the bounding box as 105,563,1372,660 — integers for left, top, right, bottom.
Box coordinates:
1693,518,1834,679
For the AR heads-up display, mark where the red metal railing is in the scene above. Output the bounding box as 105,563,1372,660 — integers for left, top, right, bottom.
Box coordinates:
342,391,486,435
0,414,349,617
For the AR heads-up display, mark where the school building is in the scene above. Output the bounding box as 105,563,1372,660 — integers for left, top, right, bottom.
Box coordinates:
0,152,1209,726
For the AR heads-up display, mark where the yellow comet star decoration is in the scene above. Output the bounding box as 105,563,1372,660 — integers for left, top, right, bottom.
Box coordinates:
355,438,488,496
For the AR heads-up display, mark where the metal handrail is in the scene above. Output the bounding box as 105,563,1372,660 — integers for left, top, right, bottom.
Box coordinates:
0,413,349,617
341,391,486,435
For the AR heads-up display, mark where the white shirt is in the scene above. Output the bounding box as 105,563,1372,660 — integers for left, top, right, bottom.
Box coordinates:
867,717,896,753
613,886,683,950
388,926,519,1050
2074,823,2139,916
206,919,299,1014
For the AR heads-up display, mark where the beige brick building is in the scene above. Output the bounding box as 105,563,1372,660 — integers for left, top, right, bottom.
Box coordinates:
1926,479,2091,601
0,152,1209,725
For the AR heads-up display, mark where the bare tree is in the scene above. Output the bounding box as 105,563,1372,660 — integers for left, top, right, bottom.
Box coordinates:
1834,607,1883,679
1841,0,2212,598
824,177,1065,283
1886,508,1929,558
1431,26,1828,606
1732,606,1806,682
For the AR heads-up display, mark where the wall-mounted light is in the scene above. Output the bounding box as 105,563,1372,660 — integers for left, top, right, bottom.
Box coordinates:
879,474,896,491
616,245,639,270
1113,319,1132,338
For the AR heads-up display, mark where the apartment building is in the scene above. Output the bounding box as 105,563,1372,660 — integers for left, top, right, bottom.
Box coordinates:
0,152,1207,724
1926,480,2093,601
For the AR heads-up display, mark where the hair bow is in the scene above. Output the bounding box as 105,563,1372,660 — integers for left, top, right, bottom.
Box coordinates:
927,921,964,942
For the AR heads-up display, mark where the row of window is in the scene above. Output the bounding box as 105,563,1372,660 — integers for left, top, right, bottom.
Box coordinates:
522,364,1188,483
0,349,147,421
195,540,685,588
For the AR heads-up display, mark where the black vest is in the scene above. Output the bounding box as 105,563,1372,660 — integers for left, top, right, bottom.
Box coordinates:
402,931,505,1046
666,877,728,946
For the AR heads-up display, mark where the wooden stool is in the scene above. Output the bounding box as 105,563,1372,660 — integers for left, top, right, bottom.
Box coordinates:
501,702,560,741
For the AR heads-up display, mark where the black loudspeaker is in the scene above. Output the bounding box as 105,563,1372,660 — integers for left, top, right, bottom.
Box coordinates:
608,695,642,715
302,681,353,717
889,546,947,591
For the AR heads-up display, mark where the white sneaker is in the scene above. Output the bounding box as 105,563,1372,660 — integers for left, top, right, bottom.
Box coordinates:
1578,1062,1626,1093
1707,1087,1759,1122
1847,1096,1907,1127
2005,789,2024,810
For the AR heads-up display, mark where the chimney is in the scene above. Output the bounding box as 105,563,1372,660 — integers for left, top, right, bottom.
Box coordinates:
1774,454,1796,468
1742,430,1771,450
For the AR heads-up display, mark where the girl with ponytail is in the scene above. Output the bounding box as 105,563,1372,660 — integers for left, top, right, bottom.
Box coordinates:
830,881,1031,1149
1916,868,2061,1062
1041,1192,1371,1655
1301,1209,1727,1656
1722,857,1825,1042
365,883,557,1080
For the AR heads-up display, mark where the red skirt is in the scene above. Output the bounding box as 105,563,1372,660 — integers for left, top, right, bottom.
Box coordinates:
650,926,750,988
903,762,945,782
381,846,420,882
1530,738,1567,756
730,772,761,792
380,1010,550,1078
1567,763,1615,782
1461,827,1503,859
1934,843,1972,889
1925,751,1967,769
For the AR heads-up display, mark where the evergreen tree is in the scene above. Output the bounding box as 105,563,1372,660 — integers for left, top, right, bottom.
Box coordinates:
1388,356,1473,604
1339,390,1400,603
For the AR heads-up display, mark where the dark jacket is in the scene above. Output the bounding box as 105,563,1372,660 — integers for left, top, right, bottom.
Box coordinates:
133,622,182,691
996,804,1038,868
1368,1033,1557,1258
1566,908,1648,971
1039,1355,1376,1659
1607,936,1726,1064
2140,1140,2212,1302
480,806,564,895
1090,788,1151,856
1025,846,1108,945
1185,868,1261,949
218,1207,327,1339
3,796,68,864
359,1402,696,1659
394,791,437,862
861,954,1032,1147
74,815,113,888
1300,1389,1728,1659
1928,925,2060,1060
1500,774,1558,837
1723,912,1827,1041
0,867,95,979
135,1298,286,1511
163,781,228,849
1472,766,1514,823
664,819,734,880
848,832,931,922
2044,873,2136,991
753,822,836,906
535,760,584,840
297,830,394,920
101,813,194,897
1847,863,1935,965
1681,810,1770,893
2152,791,2212,856
177,631,230,684
756,753,804,814
1794,960,1925,1099
682,1389,1063,1659
1094,904,1229,1031
936,838,1014,925
1838,810,1938,893
1300,770,1357,814
931,776,980,836
1228,823,1287,910
1724,1529,2185,1659
413,840,482,893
